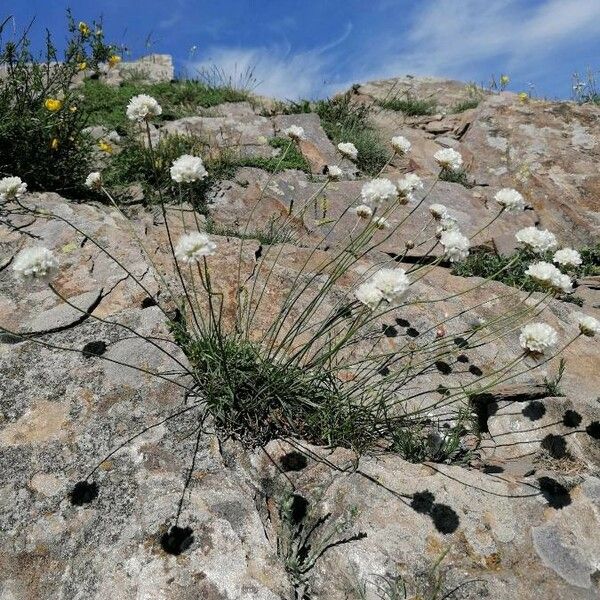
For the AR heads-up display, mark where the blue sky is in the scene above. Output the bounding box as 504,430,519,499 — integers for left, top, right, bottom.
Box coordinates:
3,0,600,99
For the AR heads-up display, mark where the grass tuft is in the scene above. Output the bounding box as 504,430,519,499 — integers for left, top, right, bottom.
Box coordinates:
377,96,437,116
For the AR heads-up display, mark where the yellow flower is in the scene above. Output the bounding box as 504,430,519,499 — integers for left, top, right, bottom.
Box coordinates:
518,92,529,103
108,55,122,68
51,138,59,150
44,98,63,112
500,74,510,86
77,61,87,71
78,22,90,37
98,140,113,154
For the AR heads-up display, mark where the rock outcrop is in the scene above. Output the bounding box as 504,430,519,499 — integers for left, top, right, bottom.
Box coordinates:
1,68,599,599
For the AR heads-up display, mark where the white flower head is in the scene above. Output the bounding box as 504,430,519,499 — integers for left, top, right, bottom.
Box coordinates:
434,148,463,171
354,204,373,219
525,261,572,293
515,226,557,254
373,216,390,230
553,247,582,268
170,155,208,183
126,94,162,121
519,322,558,354
361,178,397,206
174,232,216,263
12,247,58,278
440,229,470,262
355,282,383,310
429,203,448,220
391,135,411,154
338,142,358,161
283,125,305,141
494,188,525,212
577,314,600,337
0,176,27,201
370,268,410,304
436,215,459,235
325,165,343,180
397,173,423,201
85,171,102,190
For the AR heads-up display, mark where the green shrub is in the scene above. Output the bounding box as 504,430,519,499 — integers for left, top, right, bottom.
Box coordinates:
0,14,114,197
453,245,600,299
452,98,480,113
378,95,437,116
439,167,474,188
82,79,250,130
315,93,388,175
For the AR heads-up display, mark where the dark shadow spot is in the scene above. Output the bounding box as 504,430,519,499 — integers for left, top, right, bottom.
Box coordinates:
483,464,504,474
522,401,546,421
471,394,498,434
456,354,469,364
437,384,450,396
290,494,309,525
160,525,194,555
255,245,263,260
0,332,22,344
382,324,398,337
378,366,390,376
562,410,582,428
406,327,419,338
141,296,157,308
70,481,98,506
538,477,571,509
541,434,567,458
81,340,107,358
468,365,483,377
435,361,452,375
411,490,434,514
453,337,468,348
586,421,600,439
430,503,459,534
395,318,410,327
280,452,308,472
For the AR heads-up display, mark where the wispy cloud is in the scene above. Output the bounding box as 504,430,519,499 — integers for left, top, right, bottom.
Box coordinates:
189,23,352,99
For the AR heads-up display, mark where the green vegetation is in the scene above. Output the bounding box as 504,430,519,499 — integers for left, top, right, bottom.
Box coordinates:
205,215,296,245
453,245,600,301
452,98,480,113
439,167,474,188
82,78,250,130
377,95,437,116
315,93,389,175
0,14,114,197
105,134,309,210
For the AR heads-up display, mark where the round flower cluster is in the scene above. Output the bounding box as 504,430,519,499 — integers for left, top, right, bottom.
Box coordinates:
397,173,423,202
85,172,102,190
283,125,305,141
361,178,397,206
553,247,582,268
429,203,448,220
515,226,557,254
174,233,216,263
577,314,600,337
338,142,358,160
391,135,411,154
0,176,27,201
12,247,58,278
170,155,208,183
354,204,373,219
126,94,163,121
355,268,410,309
525,261,572,294
325,165,343,180
494,188,525,212
434,148,463,171
519,322,558,354
440,230,470,262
